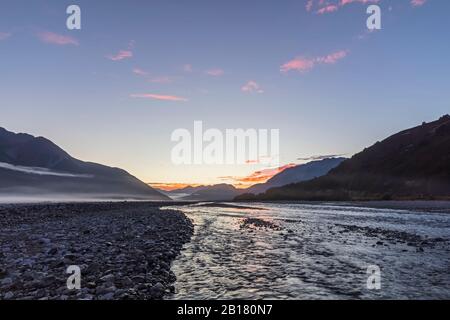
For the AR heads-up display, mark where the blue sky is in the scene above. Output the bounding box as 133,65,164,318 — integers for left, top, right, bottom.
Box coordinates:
1,0,449,187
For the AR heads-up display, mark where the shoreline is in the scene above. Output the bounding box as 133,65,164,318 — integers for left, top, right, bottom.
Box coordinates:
232,200,450,213
0,202,193,300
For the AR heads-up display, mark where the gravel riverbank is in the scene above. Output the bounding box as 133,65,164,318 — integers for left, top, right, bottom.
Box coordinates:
0,202,193,300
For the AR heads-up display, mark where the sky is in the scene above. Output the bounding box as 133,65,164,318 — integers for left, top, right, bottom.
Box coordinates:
1,0,449,189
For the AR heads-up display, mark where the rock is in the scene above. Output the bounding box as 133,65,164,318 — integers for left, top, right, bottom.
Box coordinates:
96,285,117,295
100,292,115,300
39,238,51,245
4,292,14,299
150,282,165,298
1,277,13,286
64,254,77,261
100,274,115,282
0,202,194,300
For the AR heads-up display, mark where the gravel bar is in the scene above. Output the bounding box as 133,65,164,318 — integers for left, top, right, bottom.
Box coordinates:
0,202,193,300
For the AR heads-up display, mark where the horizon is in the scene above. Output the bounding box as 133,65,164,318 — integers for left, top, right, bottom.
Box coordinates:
1,0,449,188
1,0,450,304
1,113,447,191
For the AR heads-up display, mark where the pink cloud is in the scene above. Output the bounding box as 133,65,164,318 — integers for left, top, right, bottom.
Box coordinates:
0,32,11,41
280,57,316,73
107,50,133,61
308,0,380,14
205,68,224,77
183,64,193,72
37,31,79,46
316,50,348,64
223,163,297,184
241,81,264,94
340,0,379,5
281,50,349,73
317,5,338,14
411,0,427,7
133,68,174,83
130,93,188,102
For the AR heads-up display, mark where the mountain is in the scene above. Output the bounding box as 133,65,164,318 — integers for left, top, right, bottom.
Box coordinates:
166,158,344,201
159,185,208,200
236,115,450,201
245,157,346,195
180,184,243,201
0,127,170,201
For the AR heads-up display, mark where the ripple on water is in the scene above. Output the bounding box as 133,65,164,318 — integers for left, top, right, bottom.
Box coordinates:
163,203,450,300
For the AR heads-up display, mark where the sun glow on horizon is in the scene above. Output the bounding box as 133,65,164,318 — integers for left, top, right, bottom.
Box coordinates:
148,162,299,191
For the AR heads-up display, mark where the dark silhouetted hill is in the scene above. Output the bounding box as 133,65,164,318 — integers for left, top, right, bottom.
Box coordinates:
236,115,450,201
0,127,170,201
245,157,346,195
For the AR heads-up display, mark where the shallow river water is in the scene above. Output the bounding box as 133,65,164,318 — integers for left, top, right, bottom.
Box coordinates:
164,202,450,299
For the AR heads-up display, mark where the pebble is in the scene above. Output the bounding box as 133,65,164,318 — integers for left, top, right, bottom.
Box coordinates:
0,202,193,300
4,292,14,299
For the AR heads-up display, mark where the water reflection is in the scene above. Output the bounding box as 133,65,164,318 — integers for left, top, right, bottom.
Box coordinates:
164,202,450,299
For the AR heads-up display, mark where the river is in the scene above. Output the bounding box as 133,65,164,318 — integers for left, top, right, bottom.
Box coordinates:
164,202,450,299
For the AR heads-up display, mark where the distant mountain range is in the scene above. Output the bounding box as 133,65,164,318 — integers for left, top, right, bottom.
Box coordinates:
182,184,241,201
163,157,345,201
237,115,450,201
158,184,240,201
5,115,449,203
0,127,170,201
245,157,345,195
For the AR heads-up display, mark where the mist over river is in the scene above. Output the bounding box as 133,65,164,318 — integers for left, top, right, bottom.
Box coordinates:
163,202,450,299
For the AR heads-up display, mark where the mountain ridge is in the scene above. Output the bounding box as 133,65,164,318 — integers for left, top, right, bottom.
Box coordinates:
165,158,345,201
245,157,346,195
236,115,450,201
0,127,170,201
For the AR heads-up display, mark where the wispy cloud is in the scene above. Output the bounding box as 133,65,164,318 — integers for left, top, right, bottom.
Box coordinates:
316,50,348,64
340,0,380,5
107,50,133,61
133,68,174,83
148,182,202,191
221,163,297,185
132,68,149,76
0,32,11,41
308,0,380,15
317,5,339,14
130,93,188,102
280,57,316,73
297,154,346,161
281,50,349,73
241,81,264,94
0,162,92,178
205,68,225,77
411,0,427,7
37,31,79,46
